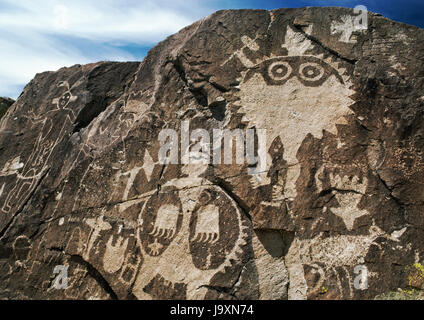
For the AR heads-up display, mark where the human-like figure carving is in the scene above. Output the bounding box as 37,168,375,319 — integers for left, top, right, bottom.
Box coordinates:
2,81,77,214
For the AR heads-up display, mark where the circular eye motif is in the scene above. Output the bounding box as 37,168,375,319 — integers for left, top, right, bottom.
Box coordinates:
299,63,325,82
59,92,71,107
268,61,292,81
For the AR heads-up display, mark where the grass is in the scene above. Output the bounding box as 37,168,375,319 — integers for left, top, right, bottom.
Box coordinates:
375,263,424,300
375,289,424,300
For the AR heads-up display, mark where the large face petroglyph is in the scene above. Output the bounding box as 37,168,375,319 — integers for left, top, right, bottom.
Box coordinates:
235,27,355,199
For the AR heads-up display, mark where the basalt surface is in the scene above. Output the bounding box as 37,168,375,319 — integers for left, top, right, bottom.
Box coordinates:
0,97,14,120
0,7,423,300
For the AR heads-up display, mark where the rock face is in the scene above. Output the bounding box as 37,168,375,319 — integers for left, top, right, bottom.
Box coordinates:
0,7,423,300
0,97,14,120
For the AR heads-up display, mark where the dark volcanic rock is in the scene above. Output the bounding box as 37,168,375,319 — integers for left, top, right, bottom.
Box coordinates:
0,97,14,120
0,7,423,300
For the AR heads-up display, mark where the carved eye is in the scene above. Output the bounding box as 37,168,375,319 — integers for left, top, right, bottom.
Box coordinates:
268,61,292,81
244,58,294,85
299,62,325,82
295,58,344,87
59,92,71,107
244,56,344,87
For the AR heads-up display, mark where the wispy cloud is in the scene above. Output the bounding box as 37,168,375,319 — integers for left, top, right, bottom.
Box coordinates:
1,0,422,99
0,0,214,98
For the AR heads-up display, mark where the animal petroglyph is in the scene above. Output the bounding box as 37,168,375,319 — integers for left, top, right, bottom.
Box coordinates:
1,8,421,301
299,225,386,298
327,173,369,231
191,204,220,244
133,163,249,299
148,204,181,242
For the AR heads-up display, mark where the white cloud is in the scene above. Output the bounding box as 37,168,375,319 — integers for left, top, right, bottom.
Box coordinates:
0,0,216,98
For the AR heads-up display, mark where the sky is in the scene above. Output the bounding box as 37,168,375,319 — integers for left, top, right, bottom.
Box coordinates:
0,0,423,99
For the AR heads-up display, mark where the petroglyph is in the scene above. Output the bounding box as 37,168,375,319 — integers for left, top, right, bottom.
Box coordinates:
0,157,24,176
328,173,369,231
133,163,250,299
191,204,220,244
1,81,78,214
299,225,387,298
148,204,181,244
103,235,129,274
84,215,112,260
0,8,422,301
141,150,156,182
235,26,355,199
331,15,366,43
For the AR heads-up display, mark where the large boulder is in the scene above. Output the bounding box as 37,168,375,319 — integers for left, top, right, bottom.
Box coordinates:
0,7,423,300
0,97,14,120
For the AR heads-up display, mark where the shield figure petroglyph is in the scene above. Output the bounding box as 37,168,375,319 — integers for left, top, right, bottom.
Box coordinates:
232,26,355,200
133,163,249,299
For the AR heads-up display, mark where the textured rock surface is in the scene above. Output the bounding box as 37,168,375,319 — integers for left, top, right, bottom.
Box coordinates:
0,7,423,300
0,97,14,120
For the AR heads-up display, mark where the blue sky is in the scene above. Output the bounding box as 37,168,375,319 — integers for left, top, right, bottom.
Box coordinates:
1,0,423,99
